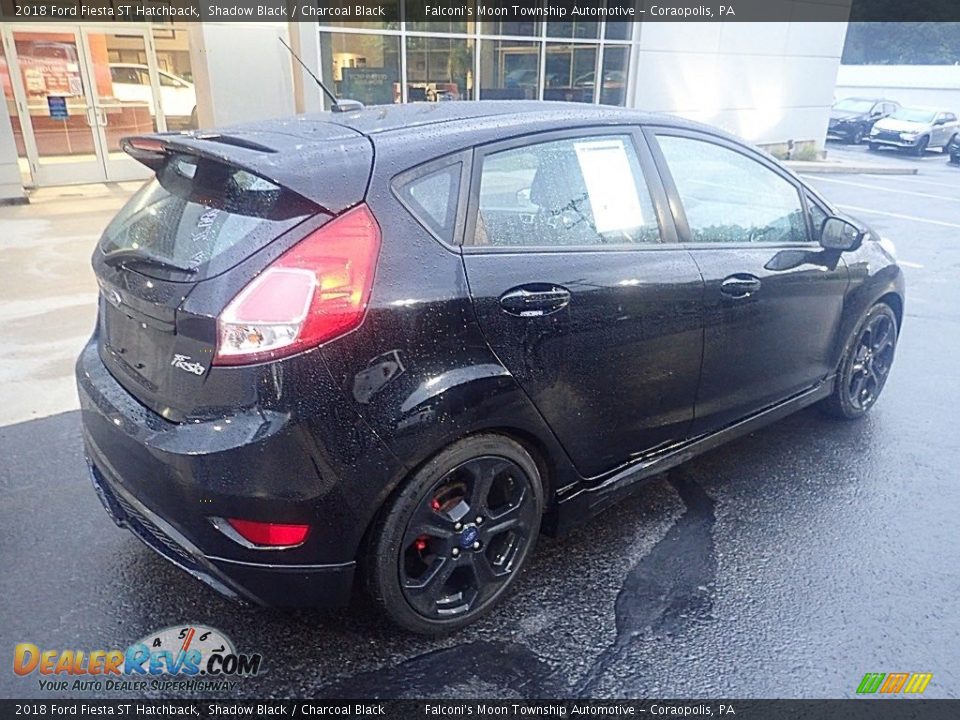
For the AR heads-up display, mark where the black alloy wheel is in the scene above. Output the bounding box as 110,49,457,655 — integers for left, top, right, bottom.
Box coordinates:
821,303,898,419
364,434,543,634
914,136,929,157
852,127,865,144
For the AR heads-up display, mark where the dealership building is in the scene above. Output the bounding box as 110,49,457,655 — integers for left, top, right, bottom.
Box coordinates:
0,9,851,202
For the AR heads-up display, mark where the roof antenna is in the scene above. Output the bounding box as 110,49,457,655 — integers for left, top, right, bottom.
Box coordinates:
279,37,364,113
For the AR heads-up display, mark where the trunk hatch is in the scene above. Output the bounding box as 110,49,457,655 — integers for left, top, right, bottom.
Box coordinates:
93,127,371,420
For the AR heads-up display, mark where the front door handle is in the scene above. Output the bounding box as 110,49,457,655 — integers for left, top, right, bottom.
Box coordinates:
720,274,762,298
499,285,571,317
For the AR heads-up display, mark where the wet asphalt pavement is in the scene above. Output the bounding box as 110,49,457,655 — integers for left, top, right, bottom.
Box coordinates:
2,145,959,700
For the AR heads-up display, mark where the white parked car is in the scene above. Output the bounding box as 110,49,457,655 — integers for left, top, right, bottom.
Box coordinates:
109,63,197,128
868,106,959,156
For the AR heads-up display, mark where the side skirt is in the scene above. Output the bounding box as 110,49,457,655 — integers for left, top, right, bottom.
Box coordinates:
545,379,834,536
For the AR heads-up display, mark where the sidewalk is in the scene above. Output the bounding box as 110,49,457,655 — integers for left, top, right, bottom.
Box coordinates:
784,157,919,175
0,182,140,426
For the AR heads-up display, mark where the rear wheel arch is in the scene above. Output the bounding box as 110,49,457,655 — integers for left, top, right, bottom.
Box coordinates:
357,431,547,633
355,426,558,565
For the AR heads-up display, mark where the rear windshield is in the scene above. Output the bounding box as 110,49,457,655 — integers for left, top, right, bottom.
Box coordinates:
99,153,319,279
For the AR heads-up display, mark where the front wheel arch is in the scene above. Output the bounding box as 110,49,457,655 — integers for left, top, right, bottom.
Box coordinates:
877,291,903,331
820,301,899,419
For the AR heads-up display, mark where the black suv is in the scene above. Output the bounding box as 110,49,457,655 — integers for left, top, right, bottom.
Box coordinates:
827,97,899,144
77,102,904,634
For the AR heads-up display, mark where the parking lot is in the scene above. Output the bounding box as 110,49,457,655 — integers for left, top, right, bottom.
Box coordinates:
1,143,958,699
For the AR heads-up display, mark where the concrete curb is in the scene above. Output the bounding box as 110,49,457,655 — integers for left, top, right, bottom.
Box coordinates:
785,161,918,175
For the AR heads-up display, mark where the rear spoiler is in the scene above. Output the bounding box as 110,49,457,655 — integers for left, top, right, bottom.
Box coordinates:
120,129,372,215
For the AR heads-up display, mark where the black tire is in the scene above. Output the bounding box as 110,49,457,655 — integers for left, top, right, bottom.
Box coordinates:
868,142,880,152
820,302,899,420
363,434,544,635
851,127,865,145
914,136,929,157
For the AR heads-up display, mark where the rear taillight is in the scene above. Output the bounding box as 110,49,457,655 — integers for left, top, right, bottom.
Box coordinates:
214,203,381,366
225,518,310,547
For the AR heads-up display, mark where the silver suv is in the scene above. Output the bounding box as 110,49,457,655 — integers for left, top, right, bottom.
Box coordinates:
868,107,959,156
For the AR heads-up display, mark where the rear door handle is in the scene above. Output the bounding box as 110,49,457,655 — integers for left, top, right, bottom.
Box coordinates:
499,285,571,317
720,274,762,298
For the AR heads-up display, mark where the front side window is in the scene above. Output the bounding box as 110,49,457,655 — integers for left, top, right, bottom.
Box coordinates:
806,194,829,242
471,134,660,248
656,135,809,244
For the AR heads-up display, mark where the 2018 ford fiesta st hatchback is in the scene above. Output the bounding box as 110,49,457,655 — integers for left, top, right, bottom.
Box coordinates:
77,102,904,634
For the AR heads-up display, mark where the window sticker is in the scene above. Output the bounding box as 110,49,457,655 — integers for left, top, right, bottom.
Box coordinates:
573,138,644,234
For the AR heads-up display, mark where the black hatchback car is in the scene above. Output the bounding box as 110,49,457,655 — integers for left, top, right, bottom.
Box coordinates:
77,102,904,634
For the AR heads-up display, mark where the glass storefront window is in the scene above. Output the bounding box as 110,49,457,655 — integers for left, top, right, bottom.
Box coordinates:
543,44,597,103
599,46,630,106
87,31,160,160
311,0,399,29
11,32,97,162
406,0,475,34
405,36,474,102
480,21,541,37
0,37,31,185
546,22,600,40
479,39,539,100
316,7,635,110
151,25,198,130
320,32,401,107
605,0,636,39
605,23,633,41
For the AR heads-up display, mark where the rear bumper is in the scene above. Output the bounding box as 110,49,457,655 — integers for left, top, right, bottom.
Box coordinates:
75,338,400,608
86,450,354,607
826,126,857,141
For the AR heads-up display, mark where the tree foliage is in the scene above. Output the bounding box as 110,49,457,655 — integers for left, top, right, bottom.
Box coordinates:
843,22,960,65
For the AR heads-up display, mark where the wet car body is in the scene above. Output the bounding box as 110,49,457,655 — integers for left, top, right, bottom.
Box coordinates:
77,102,904,626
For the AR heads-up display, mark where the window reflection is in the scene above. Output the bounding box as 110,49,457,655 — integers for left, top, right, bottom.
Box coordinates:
480,40,539,100
600,46,629,106
314,7,635,109
0,37,31,185
406,0,475,34
547,21,600,40
481,21,540,37
310,0,399,29
320,32,401,107
544,45,597,103
405,37,474,101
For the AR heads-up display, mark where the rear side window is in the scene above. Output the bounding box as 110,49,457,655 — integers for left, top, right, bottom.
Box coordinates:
471,134,661,248
396,163,462,245
99,153,318,278
657,135,809,244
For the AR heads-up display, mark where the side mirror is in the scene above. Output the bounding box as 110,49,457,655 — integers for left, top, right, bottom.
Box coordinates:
820,217,863,252
934,117,947,126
